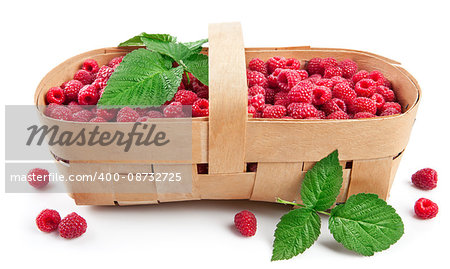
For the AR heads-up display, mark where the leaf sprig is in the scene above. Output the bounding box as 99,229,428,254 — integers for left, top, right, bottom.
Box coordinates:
272,150,404,260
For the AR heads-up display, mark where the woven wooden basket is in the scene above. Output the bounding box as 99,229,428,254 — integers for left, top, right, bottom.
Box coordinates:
34,23,420,206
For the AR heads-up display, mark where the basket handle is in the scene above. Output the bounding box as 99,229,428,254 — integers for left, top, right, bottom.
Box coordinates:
207,22,248,174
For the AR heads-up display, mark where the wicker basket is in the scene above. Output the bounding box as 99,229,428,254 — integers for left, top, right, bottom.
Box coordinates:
34,23,420,206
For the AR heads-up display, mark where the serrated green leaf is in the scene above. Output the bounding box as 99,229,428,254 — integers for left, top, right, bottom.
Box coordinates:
182,38,208,54
182,53,209,86
300,150,343,211
97,48,183,107
118,33,177,47
272,208,321,261
329,193,404,256
141,37,193,62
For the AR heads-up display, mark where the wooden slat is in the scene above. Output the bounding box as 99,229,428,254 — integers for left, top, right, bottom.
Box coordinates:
197,173,256,199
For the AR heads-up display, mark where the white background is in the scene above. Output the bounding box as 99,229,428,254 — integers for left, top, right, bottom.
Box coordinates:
0,0,449,268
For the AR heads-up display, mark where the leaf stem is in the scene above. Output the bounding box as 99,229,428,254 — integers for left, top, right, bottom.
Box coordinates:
276,198,331,216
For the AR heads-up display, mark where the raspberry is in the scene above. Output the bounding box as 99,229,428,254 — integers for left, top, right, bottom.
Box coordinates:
46,87,66,104
116,107,139,122
92,78,107,91
307,74,322,84
147,110,164,118
196,89,209,100
288,83,313,103
323,66,343,79
50,106,72,121
27,168,49,188
174,90,198,105
250,94,265,111
60,81,67,89
82,59,99,73
354,78,376,97
331,76,349,86
192,99,209,117
354,112,376,119
67,101,83,113
163,102,184,118
266,56,287,74
327,110,349,120
96,65,114,81
317,110,326,119
350,97,377,114
371,93,386,111
380,108,400,116
332,82,357,105
288,103,319,119
36,209,61,232
44,103,60,116
322,98,347,115
137,116,149,122
277,69,301,92
89,117,107,122
73,70,95,85
295,69,309,80
274,91,289,102
108,56,124,68
72,110,95,122
63,80,84,102
234,210,257,237
384,79,392,88
78,85,99,105
375,86,396,102
320,57,338,70
369,70,386,86
285,58,301,70
262,105,287,118
264,88,276,104
247,70,268,88
58,212,87,239
248,85,266,96
352,70,369,84
338,59,358,78
248,105,256,115
380,102,401,114
267,68,283,87
312,86,332,106
133,107,149,117
248,58,267,75
414,198,438,219
412,168,438,190
96,108,117,121
316,78,334,88
306,57,323,75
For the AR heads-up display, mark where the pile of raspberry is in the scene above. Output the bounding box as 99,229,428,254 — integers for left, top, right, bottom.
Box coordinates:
44,57,209,122
247,56,402,119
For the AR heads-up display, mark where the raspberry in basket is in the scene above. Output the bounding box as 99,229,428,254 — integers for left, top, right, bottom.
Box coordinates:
338,59,358,78
375,85,396,102
89,116,107,122
371,93,386,111
352,70,369,84
96,65,114,81
322,98,347,115
354,112,376,119
234,210,257,237
96,108,118,121
288,103,319,119
414,198,438,219
332,82,357,105
82,59,99,73
323,66,343,79
58,212,87,239
265,88,276,104
285,58,301,70
192,99,209,117
349,97,377,115
73,70,95,85
36,209,61,232
163,102,184,118
262,105,287,118
320,57,338,70
46,87,66,105
288,83,313,103
412,168,438,190
380,102,401,115
248,85,266,96
175,90,198,105
247,70,268,88
268,68,283,87
312,86,332,106
369,70,387,86
72,110,95,122
355,79,377,97
50,106,72,121
327,110,349,120
250,94,265,111
63,80,84,102
78,85,99,106
306,57,323,75
147,110,164,118
27,168,49,189
248,58,267,75
117,106,139,122
266,56,287,74
108,56,124,68
278,69,301,92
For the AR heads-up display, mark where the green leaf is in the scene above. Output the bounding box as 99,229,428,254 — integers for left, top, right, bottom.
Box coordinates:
97,48,183,107
141,37,193,62
329,193,404,256
300,150,343,211
272,208,321,261
182,53,209,86
182,38,208,53
118,33,177,47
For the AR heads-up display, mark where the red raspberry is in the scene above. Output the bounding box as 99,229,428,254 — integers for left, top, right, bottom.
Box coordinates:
338,59,358,78
247,70,268,88
412,168,438,190
108,56,124,68
234,210,257,237
147,110,164,118
323,66,343,79
262,105,287,118
268,68,283,88
163,102,184,118
36,209,61,232
248,58,267,75
288,83,313,103
312,86,332,106
264,88,276,104
96,65,114,81
82,59,99,73
46,87,66,104
116,107,139,122
316,78,334,88
45,103,60,116
248,105,256,115
250,94,265,111
50,106,72,121
331,76,349,86
354,112,376,119
285,58,301,70
380,108,401,116
322,98,347,115
266,56,287,74
375,86,396,102
134,107,150,117
327,110,349,120
72,110,95,122
192,99,209,117
63,80,84,102
175,90,198,105
73,70,95,85
350,97,377,114
27,168,49,188
352,70,369,84
78,85,99,105
380,102,401,114
89,117,107,122
288,103,319,119
307,74,322,84
320,57,338,70
295,69,309,80
414,198,438,219
371,93,386,111
369,70,386,86
92,78,107,91
248,85,266,96
96,108,117,121
332,82,357,105
60,81,68,89
67,101,83,113
354,78,377,97
58,212,87,239
317,110,326,119
196,89,209,100
277,69,301,92
137,116,149,122
307,58,323,75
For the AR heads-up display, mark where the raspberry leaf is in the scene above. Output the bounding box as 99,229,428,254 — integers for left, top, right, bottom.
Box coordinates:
97,48,183,107
328,193,404,256
300,150,343,211
182,38,209,53
182,53,209,85
272,208,321,261
118,33,177,47
141,37,194,62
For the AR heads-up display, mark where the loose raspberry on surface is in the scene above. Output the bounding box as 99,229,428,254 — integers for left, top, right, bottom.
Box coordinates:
412,168,438,190
414,198,438,219
266,56,287,74
116,106,139,122
192,99,209,117
338,59,358,78
82,59,99,73
58,212,87,239
46,87,66,105
36,209,61,232
175,90,198,105
354,79,377,97
73,70,95,85
248,58,267,75
262,105,287,118
277,69,301,92
27,168,50,189
312,86,332,106
78,85,99,106
285,58,301,70
50,106,72,121
163,102,184,118
234,210,257,237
